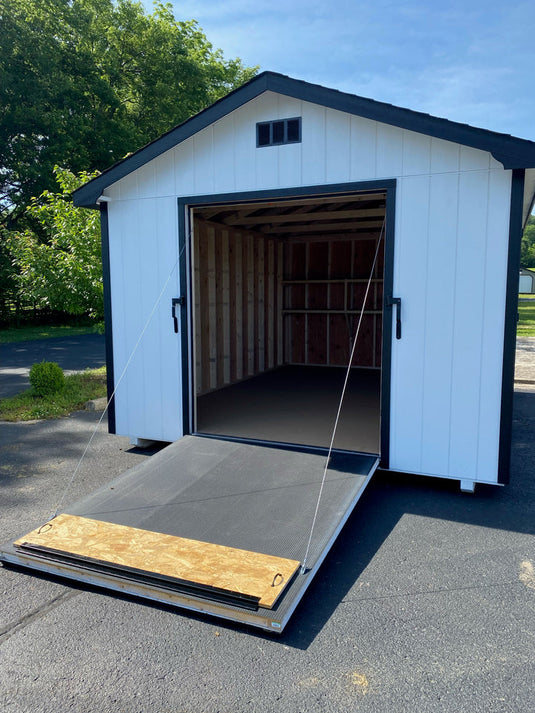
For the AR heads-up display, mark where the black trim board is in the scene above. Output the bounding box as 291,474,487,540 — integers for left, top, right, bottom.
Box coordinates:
498,169,525,484
72,72,535,209
179,178,396,466
177,205,190,435
100,204,116,434
380,185,396,470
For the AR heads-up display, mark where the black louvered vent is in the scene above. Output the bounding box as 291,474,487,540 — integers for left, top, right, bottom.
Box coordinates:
256,118,302,147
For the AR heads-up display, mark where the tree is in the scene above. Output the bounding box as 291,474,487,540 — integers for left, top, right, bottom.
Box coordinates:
0,0,257,224
521,215,535,268
7,167,103,319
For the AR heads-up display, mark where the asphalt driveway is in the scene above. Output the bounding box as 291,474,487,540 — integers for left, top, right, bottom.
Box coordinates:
0,334,105,398
0,385,534,712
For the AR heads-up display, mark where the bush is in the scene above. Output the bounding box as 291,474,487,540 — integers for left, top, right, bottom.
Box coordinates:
29,361,65,396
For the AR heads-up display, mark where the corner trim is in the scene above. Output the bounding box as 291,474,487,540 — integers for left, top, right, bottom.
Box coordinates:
498,169,525,483
100,203,116,434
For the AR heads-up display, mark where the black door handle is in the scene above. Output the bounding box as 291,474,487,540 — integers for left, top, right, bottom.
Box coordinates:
172,297,185,334
387,297,402,339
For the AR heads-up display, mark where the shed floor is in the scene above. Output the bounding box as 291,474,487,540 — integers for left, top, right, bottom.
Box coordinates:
3,436,378,631
196,365,381,454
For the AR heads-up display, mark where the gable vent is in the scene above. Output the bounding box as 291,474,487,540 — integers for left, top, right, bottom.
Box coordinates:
257,117,301,147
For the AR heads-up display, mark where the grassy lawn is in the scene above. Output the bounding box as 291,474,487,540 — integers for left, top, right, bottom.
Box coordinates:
517,297,535,337
0,367,107,421
0,322,103,344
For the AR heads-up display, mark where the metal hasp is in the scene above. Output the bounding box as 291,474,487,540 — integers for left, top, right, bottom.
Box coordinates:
172,296,185,333
387,296,402,339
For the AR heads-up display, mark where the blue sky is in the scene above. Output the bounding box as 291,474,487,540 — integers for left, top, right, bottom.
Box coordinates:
151,0,535,141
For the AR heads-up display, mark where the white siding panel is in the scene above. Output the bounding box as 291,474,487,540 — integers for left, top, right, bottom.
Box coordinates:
460,145,491,171
476,169,511,481
301,102,326,185
276,95,302,119
376,124,403,177
430,138,460,174
278,142,302,188
449,171,489,479
233,101,258,191
420,173,459,475
213,117,236,194
117,170,139,201
153,150,175,197
135,162,157,199
402,130,431,176
325,109,351,183
173,140,195,196
350,115,377,180
389,175,430,472
193,128,215,194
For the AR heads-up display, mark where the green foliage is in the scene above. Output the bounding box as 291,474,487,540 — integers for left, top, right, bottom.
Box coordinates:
521,215,535,268
518,300,535,337
29,361,65,396
0,0,257,221
0,367,107,421
7,167,103,319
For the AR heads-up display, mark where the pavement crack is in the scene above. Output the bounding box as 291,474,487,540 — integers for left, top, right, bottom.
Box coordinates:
0,589,79,644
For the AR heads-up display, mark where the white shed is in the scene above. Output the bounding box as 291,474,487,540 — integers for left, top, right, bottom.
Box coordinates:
520,267,535,293
5,73,535,632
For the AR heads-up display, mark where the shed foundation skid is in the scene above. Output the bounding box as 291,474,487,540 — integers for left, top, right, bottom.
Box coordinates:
2,437,378,632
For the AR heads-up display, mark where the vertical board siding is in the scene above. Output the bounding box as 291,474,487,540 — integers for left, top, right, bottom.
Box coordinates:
106,90,512,484
476,170,511,479
193,221,282,395
390,167,511,483
108,197,181,442
420,172,459,474
390,176,430,473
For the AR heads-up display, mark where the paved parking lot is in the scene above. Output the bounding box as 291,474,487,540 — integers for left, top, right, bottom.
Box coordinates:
1,383,534,712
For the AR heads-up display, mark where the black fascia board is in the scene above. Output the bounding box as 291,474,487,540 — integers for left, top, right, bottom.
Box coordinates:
72,71,535,208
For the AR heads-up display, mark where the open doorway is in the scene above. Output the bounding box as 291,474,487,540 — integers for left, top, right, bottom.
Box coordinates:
189,189,387,454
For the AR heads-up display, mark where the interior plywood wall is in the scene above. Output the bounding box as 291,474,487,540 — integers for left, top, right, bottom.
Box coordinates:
194,219,283,395
283,236,384,369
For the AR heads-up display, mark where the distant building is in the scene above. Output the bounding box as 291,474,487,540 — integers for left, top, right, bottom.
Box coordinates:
519,267,535,293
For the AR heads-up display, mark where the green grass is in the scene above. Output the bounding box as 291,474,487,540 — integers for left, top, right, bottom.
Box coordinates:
0,367,107,421
518,300,535,337
0,322,103,344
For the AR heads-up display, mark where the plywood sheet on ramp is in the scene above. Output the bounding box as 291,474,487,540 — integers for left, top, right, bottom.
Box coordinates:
15,513,299,609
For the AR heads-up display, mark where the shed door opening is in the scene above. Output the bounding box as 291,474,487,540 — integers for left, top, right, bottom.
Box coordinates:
190,191,387,454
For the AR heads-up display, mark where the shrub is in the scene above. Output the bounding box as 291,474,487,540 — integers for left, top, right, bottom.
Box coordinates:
29,361,65,396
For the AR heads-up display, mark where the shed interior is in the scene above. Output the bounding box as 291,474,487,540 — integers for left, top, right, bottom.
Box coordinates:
191,191,386,454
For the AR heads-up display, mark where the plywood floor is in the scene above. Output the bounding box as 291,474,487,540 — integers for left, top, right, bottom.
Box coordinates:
197,365,381,454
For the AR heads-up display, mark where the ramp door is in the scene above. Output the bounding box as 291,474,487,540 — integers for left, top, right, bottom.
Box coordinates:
2,436,378,632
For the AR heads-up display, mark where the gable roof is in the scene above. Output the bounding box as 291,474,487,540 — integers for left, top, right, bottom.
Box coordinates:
73,71,535,209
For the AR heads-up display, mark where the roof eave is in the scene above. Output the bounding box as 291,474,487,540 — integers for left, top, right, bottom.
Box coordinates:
72,71,535,208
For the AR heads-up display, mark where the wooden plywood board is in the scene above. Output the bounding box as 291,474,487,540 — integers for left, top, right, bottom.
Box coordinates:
15,514,300,609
